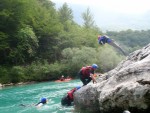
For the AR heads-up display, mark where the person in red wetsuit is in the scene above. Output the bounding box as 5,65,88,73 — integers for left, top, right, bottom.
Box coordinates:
61,86,81,106
78,64,98,86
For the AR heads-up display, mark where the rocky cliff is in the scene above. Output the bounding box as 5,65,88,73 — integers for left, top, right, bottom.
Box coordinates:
74,43,150,113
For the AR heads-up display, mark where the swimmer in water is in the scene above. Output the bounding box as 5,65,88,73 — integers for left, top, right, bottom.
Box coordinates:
35,97,48,108
20,97,48,108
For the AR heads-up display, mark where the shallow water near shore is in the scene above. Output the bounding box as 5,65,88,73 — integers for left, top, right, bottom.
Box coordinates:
0,79,82,113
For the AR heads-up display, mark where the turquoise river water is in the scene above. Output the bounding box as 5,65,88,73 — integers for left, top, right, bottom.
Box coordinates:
0,79,82,113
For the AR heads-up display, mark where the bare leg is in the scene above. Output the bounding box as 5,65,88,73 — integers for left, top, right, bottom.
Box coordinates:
109,41,126,56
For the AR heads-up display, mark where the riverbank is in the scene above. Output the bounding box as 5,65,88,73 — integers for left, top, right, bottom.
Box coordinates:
0,74,97,88
0,78,74,88
0,81,37,88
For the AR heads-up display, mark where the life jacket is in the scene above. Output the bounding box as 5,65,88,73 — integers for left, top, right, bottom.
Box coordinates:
81,66,94,78
98,36,108,44
67,88,77,101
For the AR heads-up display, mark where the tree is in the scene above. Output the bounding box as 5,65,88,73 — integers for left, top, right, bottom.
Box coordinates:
82,7,95,29
0,0,62,64
96,45,124,72
0,32,10,64
58,3,73,23
58,3,74,32
61,47,97,75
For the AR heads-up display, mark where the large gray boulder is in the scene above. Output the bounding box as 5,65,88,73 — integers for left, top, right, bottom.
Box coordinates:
74,43,150,113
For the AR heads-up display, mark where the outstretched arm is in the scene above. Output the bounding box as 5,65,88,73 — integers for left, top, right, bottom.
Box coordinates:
90,74,97,84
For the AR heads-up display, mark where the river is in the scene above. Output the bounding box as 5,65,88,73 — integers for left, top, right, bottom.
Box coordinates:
0,79,82,113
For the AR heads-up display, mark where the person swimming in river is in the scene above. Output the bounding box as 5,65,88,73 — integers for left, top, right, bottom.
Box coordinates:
20,97,48,108
35,97,48,108
98,35,126,56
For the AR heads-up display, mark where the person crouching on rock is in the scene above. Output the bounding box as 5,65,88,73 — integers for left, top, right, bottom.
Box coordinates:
78,64,98,86
61,86,81,106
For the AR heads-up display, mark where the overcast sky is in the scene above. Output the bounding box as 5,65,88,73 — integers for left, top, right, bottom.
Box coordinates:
51,0,150,31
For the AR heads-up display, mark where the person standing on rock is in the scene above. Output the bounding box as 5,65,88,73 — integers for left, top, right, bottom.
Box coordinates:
78,64,98,86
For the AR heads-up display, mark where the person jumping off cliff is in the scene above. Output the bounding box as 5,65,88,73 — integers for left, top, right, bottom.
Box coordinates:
98,35,126,56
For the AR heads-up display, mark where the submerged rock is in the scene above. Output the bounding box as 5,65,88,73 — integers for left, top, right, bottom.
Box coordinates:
74,43,150,113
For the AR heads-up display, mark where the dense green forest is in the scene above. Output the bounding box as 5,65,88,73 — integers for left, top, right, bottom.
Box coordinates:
0,0,150,84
